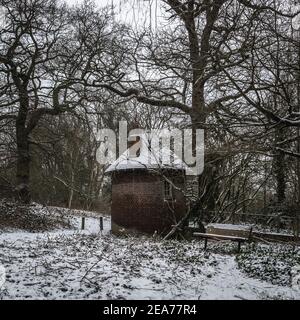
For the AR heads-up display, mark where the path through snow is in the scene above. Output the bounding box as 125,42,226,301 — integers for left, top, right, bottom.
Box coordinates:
0,214,299,300
199,255,299,300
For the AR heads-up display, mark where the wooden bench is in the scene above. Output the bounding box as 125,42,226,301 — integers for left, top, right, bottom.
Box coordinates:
193,232,251,252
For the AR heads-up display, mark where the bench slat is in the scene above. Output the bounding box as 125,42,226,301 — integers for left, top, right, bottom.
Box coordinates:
193,232,248,241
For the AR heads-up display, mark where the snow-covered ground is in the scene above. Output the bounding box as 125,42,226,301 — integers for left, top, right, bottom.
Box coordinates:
0,210,299,300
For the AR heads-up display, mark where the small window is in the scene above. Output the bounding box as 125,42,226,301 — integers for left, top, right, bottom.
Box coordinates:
128,136,140,158
164,180,173,199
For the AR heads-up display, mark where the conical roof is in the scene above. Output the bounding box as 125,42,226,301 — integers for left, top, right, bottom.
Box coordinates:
105,133,188,174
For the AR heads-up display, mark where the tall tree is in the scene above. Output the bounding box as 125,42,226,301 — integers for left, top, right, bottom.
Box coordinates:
0,0,126,202
98,0,298,214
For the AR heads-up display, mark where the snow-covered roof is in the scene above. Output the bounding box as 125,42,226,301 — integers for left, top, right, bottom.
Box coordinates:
105,133,188,173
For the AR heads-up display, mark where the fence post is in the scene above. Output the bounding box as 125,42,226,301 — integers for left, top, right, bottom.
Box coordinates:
81,217,85,230
99,217,103,233
297,214,299,238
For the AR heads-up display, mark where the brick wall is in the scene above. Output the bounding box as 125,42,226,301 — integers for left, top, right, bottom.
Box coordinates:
111,170,186,235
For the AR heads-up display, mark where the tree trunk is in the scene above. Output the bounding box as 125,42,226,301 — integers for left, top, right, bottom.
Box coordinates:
191,111,220,214
15,86,31,204
16,126,31,204
273,126,286,204
68,186,74,209
68,160,75,209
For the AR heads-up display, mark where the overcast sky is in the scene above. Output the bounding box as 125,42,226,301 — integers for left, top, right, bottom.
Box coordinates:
64,0,163,29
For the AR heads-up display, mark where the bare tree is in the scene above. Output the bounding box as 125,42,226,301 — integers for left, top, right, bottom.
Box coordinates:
0,0,127,202
93,0,299,218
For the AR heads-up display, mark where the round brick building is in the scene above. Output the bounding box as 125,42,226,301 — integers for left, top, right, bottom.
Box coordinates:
105,134,187,236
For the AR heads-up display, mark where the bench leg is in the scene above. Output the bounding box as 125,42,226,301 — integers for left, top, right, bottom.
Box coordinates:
237,241,241,253
204,238,208,251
